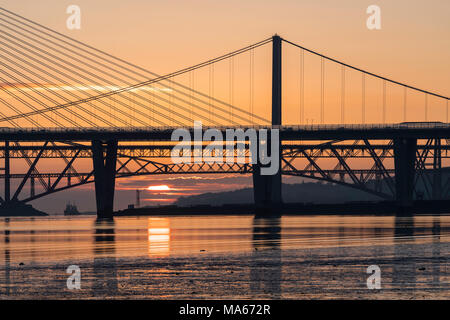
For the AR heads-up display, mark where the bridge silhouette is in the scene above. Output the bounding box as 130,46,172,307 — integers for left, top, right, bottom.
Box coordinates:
0,7,449,218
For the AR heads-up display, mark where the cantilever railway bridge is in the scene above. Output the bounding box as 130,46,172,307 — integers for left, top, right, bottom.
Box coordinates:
0,7,449,217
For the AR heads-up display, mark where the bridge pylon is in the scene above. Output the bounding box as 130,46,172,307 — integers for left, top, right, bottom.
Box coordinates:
92,140,118,219
252,35,282,214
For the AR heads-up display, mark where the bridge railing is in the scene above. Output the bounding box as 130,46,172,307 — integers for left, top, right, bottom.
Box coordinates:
278,122,450,131
0,122,449,133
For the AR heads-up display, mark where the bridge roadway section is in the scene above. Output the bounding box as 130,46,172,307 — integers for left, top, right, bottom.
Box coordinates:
0,123,449,141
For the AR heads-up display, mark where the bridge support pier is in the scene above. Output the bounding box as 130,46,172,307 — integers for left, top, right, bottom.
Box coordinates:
92,140,118,219
4,141,10,203
432,139,442,200
252,161,282,215
252,34,282,215
252,129,282,214
393,138,417,214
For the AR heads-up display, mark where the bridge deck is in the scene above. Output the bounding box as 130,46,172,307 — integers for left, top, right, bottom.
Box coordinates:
0,123,449,141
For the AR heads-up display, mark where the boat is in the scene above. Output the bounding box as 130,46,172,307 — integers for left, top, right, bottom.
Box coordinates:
64,202,80,215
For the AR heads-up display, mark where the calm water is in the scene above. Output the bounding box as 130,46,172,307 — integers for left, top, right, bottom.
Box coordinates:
0,214,449,299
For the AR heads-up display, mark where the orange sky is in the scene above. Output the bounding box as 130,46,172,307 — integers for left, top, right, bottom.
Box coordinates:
0,0,448,124
0,0,447,91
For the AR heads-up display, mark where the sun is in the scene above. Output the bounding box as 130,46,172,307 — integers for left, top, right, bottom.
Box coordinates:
147,185,171,191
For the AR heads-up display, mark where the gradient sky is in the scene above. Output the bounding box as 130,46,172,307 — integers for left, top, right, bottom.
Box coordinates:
0,0,448,212
1,0,448,93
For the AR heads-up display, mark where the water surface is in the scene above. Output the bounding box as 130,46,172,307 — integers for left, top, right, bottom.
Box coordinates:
1,214,449,299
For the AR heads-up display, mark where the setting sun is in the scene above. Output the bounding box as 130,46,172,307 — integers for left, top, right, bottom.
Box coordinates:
147,185,171,191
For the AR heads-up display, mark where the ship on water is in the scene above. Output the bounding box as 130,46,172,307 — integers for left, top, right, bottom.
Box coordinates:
64,202,80,215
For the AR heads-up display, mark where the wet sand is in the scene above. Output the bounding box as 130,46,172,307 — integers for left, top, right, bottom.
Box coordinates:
0,215,449,299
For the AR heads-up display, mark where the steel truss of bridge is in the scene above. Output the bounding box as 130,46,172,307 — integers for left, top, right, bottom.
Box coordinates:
0,127,449,212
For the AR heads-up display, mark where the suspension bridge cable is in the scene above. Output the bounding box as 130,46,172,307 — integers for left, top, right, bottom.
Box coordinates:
212,64,215,124
282,38,449,100
229,57,234,122
341,65,345,124
447,100,449,123
249,49,254,124
403,87,407,122
362,74,365,124
189,71,193,121
320,57,324,124
209,64,212,124
382,80,386,123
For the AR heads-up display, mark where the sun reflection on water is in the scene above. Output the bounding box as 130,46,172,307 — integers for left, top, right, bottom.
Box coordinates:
147,218,170,256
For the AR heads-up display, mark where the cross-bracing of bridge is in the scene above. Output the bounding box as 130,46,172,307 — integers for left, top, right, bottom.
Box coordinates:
0,7,449,216
0,126,450,207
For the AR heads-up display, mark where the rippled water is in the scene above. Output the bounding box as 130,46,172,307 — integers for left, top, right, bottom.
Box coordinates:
0,214,449,299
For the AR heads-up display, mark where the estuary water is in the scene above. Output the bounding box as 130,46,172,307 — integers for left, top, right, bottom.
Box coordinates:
0,214,449,299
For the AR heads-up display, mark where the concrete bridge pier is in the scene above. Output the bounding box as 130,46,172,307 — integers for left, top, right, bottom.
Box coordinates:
252,130,282,214
91,140,118,219
4,141,10,204
432,139,442,200
252,161,282,215
393,138,417,214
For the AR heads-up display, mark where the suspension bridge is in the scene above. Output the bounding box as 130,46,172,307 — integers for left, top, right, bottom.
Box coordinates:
0,7,449,217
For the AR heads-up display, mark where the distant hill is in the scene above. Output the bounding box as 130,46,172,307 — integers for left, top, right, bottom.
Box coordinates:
175,182,381,206
175,168,450,207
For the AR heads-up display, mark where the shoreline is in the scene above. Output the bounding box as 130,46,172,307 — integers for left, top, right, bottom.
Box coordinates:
115,200,450,217
0,203,47,217
1,200,449,218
